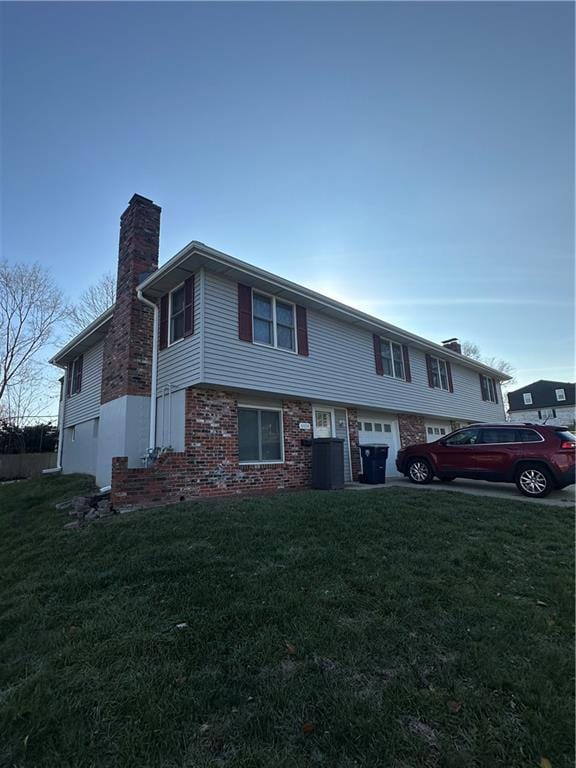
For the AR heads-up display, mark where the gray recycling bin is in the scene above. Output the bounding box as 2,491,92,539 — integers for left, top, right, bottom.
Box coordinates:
360,444,389,484
311,438,345,490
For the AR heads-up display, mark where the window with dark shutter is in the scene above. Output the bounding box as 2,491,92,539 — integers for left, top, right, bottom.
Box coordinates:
296,305,309,356
184,276,194,337
402,345,411,382
159,294,169,349
238,284,253,342
373,335,383,375
446,361,454,393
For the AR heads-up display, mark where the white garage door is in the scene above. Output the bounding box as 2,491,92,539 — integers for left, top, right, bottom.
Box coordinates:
357,415,402,478
425,422,451,443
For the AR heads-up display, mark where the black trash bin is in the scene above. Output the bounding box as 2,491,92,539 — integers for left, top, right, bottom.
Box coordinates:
360,444,389,484
311,438,345,490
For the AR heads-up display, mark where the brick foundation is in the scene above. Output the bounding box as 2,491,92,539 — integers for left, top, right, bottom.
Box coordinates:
397,413,426,448
111,389,315,506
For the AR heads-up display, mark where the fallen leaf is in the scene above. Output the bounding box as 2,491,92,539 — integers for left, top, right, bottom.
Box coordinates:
539,758,552,768
199,723,210,733
175,622,188,629
536,601,547,607
284,641,297,656
447,700,462,713
302,722,316,734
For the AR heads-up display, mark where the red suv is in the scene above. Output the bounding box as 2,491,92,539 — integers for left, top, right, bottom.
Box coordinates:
396,423,576,498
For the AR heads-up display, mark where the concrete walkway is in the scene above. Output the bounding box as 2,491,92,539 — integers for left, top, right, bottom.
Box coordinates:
348,476,575,508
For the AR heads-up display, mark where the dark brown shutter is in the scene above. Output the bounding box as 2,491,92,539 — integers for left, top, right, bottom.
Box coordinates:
183,276,194,337
446,360,454,393
159,294,169,350
493,378,499,404
296,305,309,356
373,335,383,375
425,354,434,388
479,374,487,400
66,364,72,397
402,345,411,382
238,284,253,342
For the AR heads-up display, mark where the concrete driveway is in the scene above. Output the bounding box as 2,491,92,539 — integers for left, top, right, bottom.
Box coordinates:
350,477,575,507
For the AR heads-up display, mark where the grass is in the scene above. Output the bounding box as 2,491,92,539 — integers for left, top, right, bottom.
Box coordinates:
0,475,573,768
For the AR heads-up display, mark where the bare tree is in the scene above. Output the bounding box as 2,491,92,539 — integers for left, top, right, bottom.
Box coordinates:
0,261,66,405
461,340,516,387
66,271,116,336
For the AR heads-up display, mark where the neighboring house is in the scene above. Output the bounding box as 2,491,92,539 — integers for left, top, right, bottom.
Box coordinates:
508,380,575,427
51,194,509,505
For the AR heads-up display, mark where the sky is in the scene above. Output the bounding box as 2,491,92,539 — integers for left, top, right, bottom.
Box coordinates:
1,0,574,411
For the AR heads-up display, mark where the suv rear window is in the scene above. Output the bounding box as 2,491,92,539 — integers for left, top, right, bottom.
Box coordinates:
515,428,543,443
556,430,576,443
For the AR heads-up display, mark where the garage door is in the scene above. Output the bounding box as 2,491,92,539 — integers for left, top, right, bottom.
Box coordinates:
425,422,451,443
357,415,402,478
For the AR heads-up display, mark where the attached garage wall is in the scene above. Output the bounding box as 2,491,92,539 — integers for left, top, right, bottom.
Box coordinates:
357,412,402,478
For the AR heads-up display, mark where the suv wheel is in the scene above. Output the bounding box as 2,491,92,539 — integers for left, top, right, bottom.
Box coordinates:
407,458,433,484
515,465,553,498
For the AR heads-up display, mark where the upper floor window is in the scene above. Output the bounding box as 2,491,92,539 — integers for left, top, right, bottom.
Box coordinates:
253,292,296,352
556,388,566,402
480,374,498,403
430,356,449,390
67,355,83,397
380,339,405,380
170,284,185,343
523,392,533,405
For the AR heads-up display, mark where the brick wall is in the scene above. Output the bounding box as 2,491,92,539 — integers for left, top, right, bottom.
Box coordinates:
397,412,427,448
101,194,161,405
347,408,361,480
111,388,314,506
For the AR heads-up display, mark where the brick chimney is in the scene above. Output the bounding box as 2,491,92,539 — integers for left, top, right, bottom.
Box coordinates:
441,338,462,354
101,194,161,404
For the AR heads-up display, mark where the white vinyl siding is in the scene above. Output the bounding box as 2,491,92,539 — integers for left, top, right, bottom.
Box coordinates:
63,341,104,428
157,275,202,394
201,272,505,423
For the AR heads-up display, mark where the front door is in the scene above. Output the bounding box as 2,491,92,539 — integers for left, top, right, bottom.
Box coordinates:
314,409,333,438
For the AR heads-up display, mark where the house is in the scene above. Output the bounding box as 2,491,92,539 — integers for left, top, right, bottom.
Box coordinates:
508,380,575,427
50,194,509,506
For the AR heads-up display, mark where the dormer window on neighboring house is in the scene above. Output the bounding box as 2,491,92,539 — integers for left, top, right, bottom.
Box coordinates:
252,292,296,352
556,388,566,402
66,355,83,397
523,393,533,405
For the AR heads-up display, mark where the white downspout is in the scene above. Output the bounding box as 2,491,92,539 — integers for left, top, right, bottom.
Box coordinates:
44,367,66,474
137,289,159,451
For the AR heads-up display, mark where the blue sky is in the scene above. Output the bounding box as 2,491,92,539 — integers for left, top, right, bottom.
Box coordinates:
2,1,574,393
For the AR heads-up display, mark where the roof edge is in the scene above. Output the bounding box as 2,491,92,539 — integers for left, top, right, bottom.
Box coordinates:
50,305,115,366
138,241,512,381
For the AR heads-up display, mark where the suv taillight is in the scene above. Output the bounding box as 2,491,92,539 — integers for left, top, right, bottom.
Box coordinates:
560,441,576,449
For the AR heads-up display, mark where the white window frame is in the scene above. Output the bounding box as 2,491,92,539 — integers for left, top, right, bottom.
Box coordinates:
481,375,497,403
430,356,449,391
380,338,405,380
68,356,82,397
555,388,566,402
523,392,533,406
238,404,284,465
252,290,298,354
168,282,186,346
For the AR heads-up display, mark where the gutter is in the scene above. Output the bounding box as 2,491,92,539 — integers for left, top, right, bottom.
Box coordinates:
137,289,159,451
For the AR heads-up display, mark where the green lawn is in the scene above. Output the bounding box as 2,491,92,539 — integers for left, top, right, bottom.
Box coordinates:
0,475,573,768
